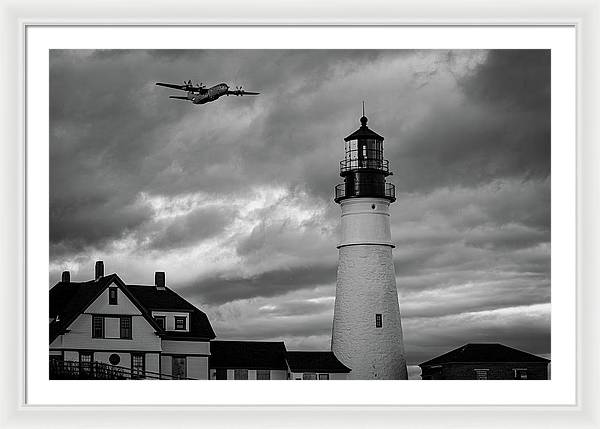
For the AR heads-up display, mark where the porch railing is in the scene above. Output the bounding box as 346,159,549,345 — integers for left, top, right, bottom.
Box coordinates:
49,360,195,380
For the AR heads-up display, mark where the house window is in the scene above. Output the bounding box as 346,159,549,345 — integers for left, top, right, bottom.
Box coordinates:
175,316,186,330
514,369,528,380
474,369,489,380
234,369,248,380
154,316,166,330
79,352,93,376
92,315,104,338
120,316,132,339
172,356,186,379
131,353,145,379
375,313,382,328
318,373,330,380
108,287,118,305
303,373,317,380
256,370,271,380
215,368,227,380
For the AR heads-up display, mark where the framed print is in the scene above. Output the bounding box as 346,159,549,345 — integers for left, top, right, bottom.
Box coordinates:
1,0,599,427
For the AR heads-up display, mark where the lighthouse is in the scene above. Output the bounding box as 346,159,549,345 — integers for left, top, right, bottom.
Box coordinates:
331,110,408,380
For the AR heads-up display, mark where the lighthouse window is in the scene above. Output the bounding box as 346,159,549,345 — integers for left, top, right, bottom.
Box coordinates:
375,314,382,328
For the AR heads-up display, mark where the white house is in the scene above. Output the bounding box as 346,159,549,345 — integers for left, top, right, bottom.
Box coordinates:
49,261,215,379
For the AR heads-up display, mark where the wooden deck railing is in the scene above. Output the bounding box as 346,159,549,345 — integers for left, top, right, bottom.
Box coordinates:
49,360,195,380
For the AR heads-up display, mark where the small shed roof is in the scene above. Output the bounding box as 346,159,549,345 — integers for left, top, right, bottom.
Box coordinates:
209,340,288,370
286,351,351,373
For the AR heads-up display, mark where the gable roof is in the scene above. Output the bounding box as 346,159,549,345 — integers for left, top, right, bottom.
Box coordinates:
209,340,288,370
49,274,121,343
419,343,550,367
286,351,350,373
126,285,215,341
49,273,215,343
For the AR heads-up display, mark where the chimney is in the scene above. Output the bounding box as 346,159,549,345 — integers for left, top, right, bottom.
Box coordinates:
155,271,166,290
61,271,70,283
95,261,104,280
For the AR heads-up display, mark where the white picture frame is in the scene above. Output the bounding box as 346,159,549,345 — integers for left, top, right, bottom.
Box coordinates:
2,0,599,427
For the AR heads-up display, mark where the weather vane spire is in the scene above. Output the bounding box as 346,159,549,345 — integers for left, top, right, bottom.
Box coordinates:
362,101,365,117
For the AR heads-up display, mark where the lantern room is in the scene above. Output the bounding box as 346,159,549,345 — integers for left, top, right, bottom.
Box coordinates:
334,114,395,203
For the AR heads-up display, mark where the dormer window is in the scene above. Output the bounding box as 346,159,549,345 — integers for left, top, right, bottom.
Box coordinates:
154,316,166,330
175,316,187,330
109,287,117,305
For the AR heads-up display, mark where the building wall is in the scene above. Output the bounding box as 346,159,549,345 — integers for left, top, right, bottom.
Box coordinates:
209,369,288,380
161,355,172,378
86,284,140,315
50,313,162,352
64,350,78,362
337,198,394,247
145,353,161,376
421,362,549,380
187,356,209,380
290,371,348,380
159,355,208,379
93,351,132,370
161,340,209,355
271,370,288,380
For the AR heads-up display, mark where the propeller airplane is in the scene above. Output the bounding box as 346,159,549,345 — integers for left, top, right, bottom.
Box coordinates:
156,80,260,105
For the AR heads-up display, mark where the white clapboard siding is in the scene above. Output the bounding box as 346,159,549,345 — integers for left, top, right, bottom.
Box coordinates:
86,283,141,315
161,340,209,355
187,356,209,379
54,313,161,351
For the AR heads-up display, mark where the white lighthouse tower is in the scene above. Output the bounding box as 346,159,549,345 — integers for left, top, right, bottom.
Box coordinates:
331,111,408,380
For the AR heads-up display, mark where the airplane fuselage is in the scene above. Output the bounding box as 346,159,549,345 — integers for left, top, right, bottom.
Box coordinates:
189,83,229,104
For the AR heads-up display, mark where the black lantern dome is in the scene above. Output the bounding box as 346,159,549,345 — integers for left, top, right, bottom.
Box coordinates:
334,114,395,203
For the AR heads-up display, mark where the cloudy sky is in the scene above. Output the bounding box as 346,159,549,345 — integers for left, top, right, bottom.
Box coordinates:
49,49,550,378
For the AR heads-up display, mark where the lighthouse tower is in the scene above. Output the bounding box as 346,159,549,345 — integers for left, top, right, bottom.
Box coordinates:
331,111,408,380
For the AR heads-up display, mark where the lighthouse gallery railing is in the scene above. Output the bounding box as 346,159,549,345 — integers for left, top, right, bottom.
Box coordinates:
334,182,395,201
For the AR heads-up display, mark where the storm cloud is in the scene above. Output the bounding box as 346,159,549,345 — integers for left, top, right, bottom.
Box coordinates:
50,49,551,371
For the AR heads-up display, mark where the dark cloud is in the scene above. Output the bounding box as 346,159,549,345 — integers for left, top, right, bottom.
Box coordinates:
460,50,550,110
49,193,151,252
181,264,337,305
390,50,550,193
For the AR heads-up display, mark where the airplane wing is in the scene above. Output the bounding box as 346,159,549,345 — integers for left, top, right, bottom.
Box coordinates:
169,96,191,101
156,82,208,94
156,82,187,91
226,90,260,96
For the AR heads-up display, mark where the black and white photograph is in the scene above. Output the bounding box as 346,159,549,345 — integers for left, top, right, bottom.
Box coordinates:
48,49,551,381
